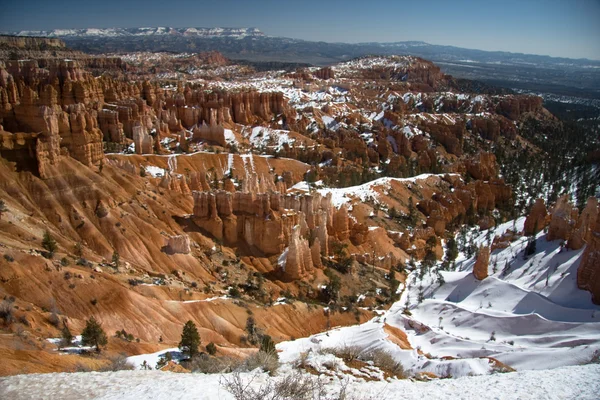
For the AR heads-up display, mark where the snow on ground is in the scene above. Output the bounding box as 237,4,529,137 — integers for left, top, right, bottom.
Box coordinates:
126,348,184,370
245,126,296,150
1,364,598,400
164,296,229,304
307,174,454,208
45,335,95,354
276,217,600,378
144,165,165,178
223,129,237,146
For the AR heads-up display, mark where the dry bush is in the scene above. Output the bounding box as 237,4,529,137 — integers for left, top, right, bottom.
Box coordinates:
221,371,367,400
323,345,363,362
188,354,243,374
97,354,135,372
73,363,93,372
221,371,324,400
359,349,406,378
244,350,280,375
0,300,14,325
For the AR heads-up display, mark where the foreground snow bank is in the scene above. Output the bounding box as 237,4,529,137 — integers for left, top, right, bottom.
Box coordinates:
1,364,598,400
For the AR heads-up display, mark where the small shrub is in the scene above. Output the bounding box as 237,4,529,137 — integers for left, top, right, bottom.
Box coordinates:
206,342,217,355
90,298,98,306
73,363,93,372
48,311,60,327
325,345,363,362
60,257,70,267
0,300,14,325
77,258,93,267
42,230,58,258
98,354,134,372
244,350,280,375
156,351,173,369
228,286,241,298
222,371,326,400
64,272,72,280
188,354,243,374
17,314,30,326
3,254,14,262
360,349,406,378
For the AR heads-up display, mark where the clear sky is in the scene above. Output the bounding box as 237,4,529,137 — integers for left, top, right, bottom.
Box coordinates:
2,0,599,60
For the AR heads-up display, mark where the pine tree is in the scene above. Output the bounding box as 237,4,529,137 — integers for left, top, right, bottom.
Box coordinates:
81,316,108,352
246,316,258,344
388,265,400,302
60,320,73,348
259,334,276,355
408,197,417,225
42,230,58,258
445,237,458,262
112,251,120,268
179,320,200,359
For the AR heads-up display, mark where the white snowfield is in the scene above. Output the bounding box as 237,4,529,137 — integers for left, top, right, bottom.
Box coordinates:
1,364,598,400
279,218,599,377
312,174,458,208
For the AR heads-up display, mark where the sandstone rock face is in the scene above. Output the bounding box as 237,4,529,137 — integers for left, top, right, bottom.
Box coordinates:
192,124,225,146
577,210,600,304
98,109,125,143
284,225,314,280
547,195,578,242
569,197,599,250
473,246,490,280
191,172,359,280
524,198,548,236
166,235,191,254
465,152,498,181
313,67,334,80
133,125,153,154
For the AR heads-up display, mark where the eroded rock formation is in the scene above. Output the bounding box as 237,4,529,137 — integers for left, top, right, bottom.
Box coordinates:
473,245,490,280
524,198,548,236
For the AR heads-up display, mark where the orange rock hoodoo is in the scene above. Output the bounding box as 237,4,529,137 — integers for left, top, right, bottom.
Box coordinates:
191,180,360,280
473,245,490,280
0,59,294,176
530,195,600,303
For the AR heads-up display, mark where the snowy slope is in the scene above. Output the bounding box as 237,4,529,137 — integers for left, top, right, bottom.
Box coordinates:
1,364,598,400
276,218,600,377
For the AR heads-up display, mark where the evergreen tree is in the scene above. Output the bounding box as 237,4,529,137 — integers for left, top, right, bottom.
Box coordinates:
42,230,58,258
388,206,397,219
60,320,73,348
445,237,459,262
245,316,258,344
408,197,417,225
259,334,277,355
206,342,217,355
81,316,108,352
179,320,201,359
112,251,120,268
388,265,400,302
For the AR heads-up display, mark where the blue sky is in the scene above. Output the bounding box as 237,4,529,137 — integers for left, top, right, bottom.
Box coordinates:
2,0,599,60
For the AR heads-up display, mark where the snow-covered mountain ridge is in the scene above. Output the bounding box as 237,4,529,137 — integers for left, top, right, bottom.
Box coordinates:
6,27,265,39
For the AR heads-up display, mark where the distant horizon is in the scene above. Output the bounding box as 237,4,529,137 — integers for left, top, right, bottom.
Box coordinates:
4,25,600,63
2,0,599,61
